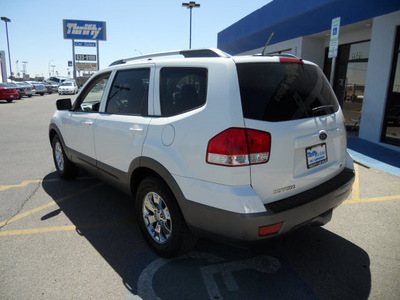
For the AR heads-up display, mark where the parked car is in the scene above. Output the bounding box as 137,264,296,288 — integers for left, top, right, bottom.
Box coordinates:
7,82,24,99
16,82,34,97
49,48,355,257
58,81,78,95
46,76,70,85
42,81,58,94
0,83,19,102
26,81,46,96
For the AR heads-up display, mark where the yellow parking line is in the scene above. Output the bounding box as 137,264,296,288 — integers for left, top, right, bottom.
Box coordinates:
0,218,135,237
0,180,42,192
344,195,400,205
0,226,76,236
0,183,103,227
0,177,96,192
351,164,360,201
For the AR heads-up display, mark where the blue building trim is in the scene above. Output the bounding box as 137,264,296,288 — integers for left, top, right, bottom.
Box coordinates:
218,0,400,55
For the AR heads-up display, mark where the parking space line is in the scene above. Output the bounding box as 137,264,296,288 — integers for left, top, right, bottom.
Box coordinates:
0,217,135,237
0,176,97,192
0,183,103,227
351,164,360,201
344,195,400,205
0,225,76,236
0,180,42,192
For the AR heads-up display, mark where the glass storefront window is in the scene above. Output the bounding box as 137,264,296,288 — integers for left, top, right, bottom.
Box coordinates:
343,62,368,129
382,27,400,146
326,41,370,134
348,42,370,60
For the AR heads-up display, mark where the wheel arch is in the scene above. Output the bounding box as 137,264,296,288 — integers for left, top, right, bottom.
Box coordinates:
49,124,71,159
129,157,189,220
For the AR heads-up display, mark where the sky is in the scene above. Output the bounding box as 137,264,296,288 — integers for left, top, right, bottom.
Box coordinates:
0,0,271,79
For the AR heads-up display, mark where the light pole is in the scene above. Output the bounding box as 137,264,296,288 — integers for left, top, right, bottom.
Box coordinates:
22,61,28,77
1,17,12,79
182,2,200,49
48,60,54,77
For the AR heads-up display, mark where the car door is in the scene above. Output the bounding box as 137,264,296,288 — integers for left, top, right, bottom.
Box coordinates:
94,66,153,177
61,72,111,168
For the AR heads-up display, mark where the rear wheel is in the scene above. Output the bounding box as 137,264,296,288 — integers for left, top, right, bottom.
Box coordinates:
52,134,78,179
136,176,197,257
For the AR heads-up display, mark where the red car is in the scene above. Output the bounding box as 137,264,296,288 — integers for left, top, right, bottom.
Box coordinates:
0,83,19,103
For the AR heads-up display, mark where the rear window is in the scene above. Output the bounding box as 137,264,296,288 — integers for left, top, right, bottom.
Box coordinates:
236,62,339,122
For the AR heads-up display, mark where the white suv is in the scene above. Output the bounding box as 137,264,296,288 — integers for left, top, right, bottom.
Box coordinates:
49,48,355,257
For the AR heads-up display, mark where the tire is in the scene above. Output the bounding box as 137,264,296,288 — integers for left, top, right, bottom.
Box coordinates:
28,95,32,98
51,134,78,179
7,99,13,103
135,176,197,257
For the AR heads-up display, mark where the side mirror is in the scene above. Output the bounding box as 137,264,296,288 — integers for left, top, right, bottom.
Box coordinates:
56,98,72,110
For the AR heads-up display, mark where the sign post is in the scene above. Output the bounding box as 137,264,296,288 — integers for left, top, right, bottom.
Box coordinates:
63,19,106,81
328,17,341,86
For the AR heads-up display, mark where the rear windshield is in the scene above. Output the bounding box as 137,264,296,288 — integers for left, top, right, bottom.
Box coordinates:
236,62,339,122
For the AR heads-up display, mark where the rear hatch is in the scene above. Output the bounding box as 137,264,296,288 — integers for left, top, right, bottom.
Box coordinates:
235,57,347,204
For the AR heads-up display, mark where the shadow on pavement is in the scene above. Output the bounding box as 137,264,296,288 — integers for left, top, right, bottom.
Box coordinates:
42,171,371,300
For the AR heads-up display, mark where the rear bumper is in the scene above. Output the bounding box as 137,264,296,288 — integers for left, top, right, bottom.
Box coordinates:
182,168,354,242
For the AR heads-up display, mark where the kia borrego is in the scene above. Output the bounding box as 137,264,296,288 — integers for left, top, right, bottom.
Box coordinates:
49,48,355,257
58,81,78,95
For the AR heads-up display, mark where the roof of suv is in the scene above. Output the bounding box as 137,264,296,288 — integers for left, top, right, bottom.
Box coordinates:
108,48,314,68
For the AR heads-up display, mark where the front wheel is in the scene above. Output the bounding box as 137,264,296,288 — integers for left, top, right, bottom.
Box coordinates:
51,134,78,179
135,176,197,257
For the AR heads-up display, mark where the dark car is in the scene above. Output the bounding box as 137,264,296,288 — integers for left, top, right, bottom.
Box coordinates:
42,82,57,94
7,82,25,99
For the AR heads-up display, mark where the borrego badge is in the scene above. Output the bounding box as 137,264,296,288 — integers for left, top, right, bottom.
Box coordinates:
319,130,328,141
273,185,295,194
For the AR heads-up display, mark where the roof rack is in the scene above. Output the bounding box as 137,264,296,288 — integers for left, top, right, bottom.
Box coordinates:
109,48,230,66
253,52,299,58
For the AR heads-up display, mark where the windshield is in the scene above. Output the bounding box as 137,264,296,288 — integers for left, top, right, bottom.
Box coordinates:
62,82,73,86
236,62,339,122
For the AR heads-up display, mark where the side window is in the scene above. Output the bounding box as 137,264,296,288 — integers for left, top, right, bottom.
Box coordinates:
106,69,150,115
160,68,207,116
74,73,110,112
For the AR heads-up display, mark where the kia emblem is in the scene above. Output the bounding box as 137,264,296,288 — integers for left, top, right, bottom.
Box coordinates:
319,131,328,141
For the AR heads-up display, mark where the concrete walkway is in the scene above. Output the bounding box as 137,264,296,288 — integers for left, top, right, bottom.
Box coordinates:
347,137,400,177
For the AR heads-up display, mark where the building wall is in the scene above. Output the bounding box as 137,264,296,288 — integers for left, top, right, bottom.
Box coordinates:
360,10,400,145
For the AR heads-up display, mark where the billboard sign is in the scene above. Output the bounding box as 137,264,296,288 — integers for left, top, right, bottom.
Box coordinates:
74,41,96,47
63,19,106,41
76,54,97,61
76,62,97,71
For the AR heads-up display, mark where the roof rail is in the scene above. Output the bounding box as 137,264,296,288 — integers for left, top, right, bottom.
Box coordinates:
109,48,230,66
253,52,299,58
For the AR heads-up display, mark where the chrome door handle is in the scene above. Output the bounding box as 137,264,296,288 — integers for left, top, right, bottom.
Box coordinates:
85,120,94,126
129,126,144,135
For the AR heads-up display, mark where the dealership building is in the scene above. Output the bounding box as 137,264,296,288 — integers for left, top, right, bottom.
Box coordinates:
218,0,400,149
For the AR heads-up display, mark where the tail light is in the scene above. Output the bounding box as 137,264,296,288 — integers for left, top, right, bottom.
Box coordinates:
206,128,271,166
279,56,303,64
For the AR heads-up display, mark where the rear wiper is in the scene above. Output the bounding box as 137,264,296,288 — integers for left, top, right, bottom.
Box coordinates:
312,105,335,115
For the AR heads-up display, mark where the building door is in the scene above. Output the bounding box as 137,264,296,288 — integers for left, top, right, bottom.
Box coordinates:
382,27,400,147
324,41,370,133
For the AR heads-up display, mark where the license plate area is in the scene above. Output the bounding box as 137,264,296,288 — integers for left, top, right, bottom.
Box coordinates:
306,143,328,169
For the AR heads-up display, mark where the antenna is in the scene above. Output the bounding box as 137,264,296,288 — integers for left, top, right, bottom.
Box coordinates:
262,32,274,56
